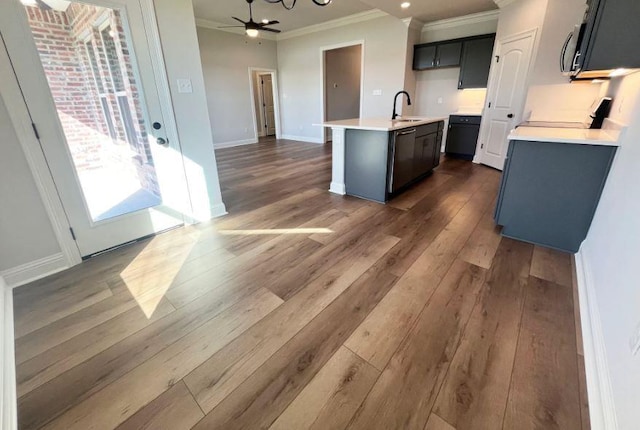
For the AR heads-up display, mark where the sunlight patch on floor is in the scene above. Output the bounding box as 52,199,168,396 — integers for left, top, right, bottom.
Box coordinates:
217,228,333,236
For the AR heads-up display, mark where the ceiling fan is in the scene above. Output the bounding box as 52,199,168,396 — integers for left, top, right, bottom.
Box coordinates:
220,0,281,38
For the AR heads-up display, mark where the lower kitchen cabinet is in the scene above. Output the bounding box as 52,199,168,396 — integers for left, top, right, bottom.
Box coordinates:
344,121,444,203
445,115,481,159
494,139,617,253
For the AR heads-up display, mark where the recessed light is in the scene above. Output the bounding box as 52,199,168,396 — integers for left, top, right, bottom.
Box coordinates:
401,2,411,9
262,19,270,24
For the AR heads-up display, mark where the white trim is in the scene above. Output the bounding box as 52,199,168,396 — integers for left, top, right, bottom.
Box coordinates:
0,253,68,289
574,248,619,430
421,10,499,33
213,138,258,149
493,0,519,8
320,40,365,144
329,127,346,195
0,30,82,268
1,276,17,430
248,67,282,142
209,202,228,219
402,17,425,31
280,134,325,144
277,10,387,41
195,18,278,41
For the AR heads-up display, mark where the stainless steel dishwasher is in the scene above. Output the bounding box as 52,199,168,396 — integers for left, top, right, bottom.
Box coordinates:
389,128,417,193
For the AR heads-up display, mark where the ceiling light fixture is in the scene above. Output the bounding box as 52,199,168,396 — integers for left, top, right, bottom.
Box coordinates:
262,19,270,24
262,0,332,11
246,28,259,37
401,2,411,8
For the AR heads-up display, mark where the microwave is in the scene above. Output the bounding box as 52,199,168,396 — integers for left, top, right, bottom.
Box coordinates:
560,24,586,77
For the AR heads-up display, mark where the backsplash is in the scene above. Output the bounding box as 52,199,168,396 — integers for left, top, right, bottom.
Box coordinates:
605,71,640,125
524,83,604,122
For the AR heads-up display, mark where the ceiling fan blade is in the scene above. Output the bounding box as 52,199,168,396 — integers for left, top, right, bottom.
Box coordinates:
260,27,281,33
232,17,247,24
261,20,280,25
218,26,245,29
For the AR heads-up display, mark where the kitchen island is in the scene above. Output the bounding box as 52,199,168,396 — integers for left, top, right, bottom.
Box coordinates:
317,117,446,203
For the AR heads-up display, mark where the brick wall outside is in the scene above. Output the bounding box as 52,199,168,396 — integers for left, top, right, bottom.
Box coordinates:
26,4,160,197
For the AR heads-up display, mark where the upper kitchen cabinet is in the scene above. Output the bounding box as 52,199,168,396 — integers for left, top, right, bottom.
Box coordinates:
413,41,462,70
458,35,496,89
413,34,496,89
574,0,640,77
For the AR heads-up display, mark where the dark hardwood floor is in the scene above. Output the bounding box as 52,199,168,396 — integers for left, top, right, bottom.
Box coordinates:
13,138,589,429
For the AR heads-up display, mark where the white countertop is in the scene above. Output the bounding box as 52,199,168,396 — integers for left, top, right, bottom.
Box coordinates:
316,117,447,132
509,126,622,147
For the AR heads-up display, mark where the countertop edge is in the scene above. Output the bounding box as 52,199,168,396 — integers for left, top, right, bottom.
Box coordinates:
508,128,621,147
315,117,446,132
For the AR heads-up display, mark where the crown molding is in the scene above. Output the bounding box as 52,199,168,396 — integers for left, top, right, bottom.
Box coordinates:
195,18,278,41
421,9,500,33
402,17,425,31
277,9,388,41
493,0,519,8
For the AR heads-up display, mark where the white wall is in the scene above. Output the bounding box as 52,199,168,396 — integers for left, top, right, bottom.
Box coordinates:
197,27,278,146
580,71,640,430
277,15,409,142
0,95,60,272
154,0,226,219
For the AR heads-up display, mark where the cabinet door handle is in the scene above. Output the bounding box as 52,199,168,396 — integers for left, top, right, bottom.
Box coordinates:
398,129,417,136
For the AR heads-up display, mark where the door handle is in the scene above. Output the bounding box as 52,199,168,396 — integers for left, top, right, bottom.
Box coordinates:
156,137,169,146
507,114,514,118
398,129,417,136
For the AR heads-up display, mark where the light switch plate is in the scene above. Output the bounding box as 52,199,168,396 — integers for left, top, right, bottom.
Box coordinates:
177,78,193,94
630,321,640,356
372,89,382,96
437,97,443,104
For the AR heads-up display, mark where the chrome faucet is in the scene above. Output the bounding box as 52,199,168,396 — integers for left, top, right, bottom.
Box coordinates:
392,90,412,120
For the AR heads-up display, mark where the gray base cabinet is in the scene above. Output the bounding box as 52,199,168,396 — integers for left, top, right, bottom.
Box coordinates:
494,140,616,253
345,122,444,203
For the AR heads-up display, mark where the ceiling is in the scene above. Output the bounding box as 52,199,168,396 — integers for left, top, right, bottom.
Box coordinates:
192,0,498,34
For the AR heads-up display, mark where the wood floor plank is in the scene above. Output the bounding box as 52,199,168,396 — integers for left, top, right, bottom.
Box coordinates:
346,259,486,430
424,413,456,430
190,265,399,429
387,172,453,211
458,199,502,269
42,288,282,430
17,270,266,430
345,185,492,370
183,234,400,414
16,298,175,397
502,276,581,430
432,238,533,430
115,381,203,430
530,245,573,287
269,346,380,430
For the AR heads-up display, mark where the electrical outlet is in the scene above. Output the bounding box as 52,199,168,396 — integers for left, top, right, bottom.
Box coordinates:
630,321,640,356
176,78,192,94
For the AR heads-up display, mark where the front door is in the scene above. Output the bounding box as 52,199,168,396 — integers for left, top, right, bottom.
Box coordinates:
0,0,191,257
479,30,536,170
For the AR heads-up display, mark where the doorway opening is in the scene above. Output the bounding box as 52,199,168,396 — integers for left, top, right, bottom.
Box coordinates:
22,2,161,222
249,68,280,142
322,42,364,142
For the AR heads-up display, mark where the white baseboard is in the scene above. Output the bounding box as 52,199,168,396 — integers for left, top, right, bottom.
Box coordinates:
213,138,258,149
0,253,67,289
280,134,325,144
574,247,619,430
1,277,18,430
210,202,228,218
329,182,346,195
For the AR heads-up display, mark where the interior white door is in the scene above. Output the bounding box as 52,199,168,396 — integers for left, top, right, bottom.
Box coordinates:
261,74,276,137
0,0,191,257
479,31,536,170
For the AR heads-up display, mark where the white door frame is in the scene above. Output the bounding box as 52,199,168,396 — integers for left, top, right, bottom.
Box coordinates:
473,28,539,166
320,40,365,143
0,0,191,268
248,67,281,141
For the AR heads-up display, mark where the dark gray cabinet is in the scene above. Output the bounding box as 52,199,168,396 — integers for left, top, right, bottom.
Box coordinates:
494,139,617,253
458,35,495,89
413,41,462,70
445,115,481,160
577,0,640,74
344,121,444,203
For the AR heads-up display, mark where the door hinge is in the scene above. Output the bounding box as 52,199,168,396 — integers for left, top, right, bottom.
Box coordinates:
495,55,500,63
488,102,492,108
32,122,40,140
481,143,484,149
69,227,76,241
